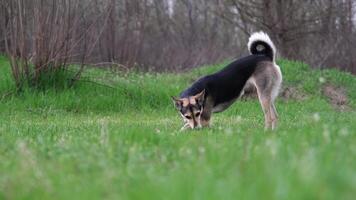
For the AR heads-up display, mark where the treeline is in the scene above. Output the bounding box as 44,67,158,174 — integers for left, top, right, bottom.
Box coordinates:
0,0,355,87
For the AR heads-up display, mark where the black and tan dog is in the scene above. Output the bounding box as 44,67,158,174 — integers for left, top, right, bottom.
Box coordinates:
172,32,282,130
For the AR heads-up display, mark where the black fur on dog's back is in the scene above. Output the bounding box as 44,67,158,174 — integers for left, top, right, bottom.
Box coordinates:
180,54,271,107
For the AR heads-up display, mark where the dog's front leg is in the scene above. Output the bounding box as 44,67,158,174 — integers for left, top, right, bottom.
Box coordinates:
201,98,213,127
201,116,211,127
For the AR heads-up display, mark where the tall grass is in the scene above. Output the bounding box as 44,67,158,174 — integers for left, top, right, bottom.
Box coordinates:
1,56,355,112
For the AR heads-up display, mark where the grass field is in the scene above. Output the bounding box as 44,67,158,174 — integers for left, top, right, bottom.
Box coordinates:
0,56,355,200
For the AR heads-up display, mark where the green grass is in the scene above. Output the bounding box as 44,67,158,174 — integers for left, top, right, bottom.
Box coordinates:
0,56,355,200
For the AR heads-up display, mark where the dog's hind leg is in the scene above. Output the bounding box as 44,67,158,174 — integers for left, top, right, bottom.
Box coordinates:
270,103,278,130
271,103,278,118
253,62,281,130
258,95,273,130
253,74,273,129
253,78,273,129
270,80,281,130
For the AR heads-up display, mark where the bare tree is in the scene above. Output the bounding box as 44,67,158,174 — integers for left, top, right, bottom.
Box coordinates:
0,0,111,89
218,0,356,73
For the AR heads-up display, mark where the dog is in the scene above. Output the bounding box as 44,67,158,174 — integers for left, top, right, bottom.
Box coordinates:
172,32,282,130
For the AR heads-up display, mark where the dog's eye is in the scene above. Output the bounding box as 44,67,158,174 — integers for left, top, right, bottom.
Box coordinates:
195,112,201,117
185,115,192,119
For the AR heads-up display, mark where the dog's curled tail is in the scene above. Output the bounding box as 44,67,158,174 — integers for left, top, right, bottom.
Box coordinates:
248,31,276,62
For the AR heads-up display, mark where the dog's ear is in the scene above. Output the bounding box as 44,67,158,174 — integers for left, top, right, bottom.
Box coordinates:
171,96,183,110
194,89,205,105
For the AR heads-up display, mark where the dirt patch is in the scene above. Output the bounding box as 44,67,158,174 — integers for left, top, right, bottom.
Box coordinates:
322,84,349,111
240,82,350,111
240,84,307,101
280,86,308,101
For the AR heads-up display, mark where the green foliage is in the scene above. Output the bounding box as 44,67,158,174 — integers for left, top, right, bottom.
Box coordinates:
0,56,15,93
29,68,74,91
0,56,355,200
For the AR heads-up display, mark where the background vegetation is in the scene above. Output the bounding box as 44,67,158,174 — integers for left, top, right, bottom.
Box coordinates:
0,55,355,199
0,0,355,89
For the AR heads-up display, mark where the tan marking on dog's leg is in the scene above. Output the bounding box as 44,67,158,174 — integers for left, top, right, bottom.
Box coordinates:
201,109,212,127
255,80,273,130
201,119,210,127
271,103,278,118
253,61,280,130
270,103,278,130
201,96,213,127
259,97,272,130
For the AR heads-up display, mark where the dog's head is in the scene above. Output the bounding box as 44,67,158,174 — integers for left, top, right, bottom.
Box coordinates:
172,90,205,129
